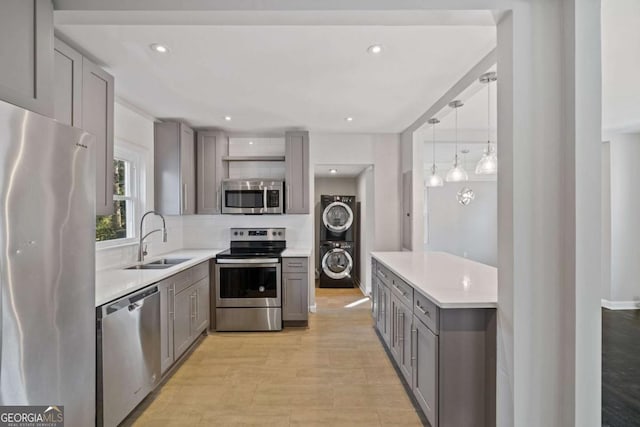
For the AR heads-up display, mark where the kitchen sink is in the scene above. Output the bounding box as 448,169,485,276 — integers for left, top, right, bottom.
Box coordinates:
124,258,192,270
147,258,192,266
125,264,173,270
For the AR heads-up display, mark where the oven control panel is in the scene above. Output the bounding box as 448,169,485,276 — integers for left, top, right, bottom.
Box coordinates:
230,228,285,241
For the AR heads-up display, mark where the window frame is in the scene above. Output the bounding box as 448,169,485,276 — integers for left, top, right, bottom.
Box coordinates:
96,141,145,249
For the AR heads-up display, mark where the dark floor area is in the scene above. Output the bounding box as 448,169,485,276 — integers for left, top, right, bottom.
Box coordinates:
603,309,640,427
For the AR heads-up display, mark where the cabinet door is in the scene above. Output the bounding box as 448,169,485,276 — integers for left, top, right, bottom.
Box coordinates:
413,316,439,427
180,124,195,214
53,38,82,127
82,58,114,215
196,130,228,214
283,272,309,321
284,131,309,214
0,0,53,117
371,275,378,321
398,301,413,386
173,288,194,359
193,277,210,334
377,283,391,347
158,280,175,374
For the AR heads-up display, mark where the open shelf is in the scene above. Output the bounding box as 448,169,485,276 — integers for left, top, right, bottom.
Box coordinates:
222,156,285,162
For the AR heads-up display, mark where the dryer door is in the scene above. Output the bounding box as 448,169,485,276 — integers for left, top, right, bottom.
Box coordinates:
322,201,354,233
321,248,353,280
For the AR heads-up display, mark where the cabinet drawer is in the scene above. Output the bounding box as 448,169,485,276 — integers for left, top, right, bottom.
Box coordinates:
376,263,393,287
390,275,413,308
414,292,439,334
283,257,308,273
191,261,210,283
174,261,210,294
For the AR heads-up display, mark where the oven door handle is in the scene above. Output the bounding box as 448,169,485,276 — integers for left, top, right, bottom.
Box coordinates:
216,258,280,264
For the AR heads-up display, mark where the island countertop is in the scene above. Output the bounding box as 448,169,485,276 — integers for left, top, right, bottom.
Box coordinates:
371,251,497,309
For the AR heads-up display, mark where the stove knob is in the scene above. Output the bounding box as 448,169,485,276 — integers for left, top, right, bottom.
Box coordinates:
272,231,276,236
239,231,244,236
233,231,238,236
278,231,283,236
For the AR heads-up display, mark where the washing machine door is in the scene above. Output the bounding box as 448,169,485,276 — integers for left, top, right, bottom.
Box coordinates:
322,201,354,233
321,248,353,280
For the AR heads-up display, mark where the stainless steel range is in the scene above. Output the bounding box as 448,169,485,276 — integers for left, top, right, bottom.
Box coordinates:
215,228,286,331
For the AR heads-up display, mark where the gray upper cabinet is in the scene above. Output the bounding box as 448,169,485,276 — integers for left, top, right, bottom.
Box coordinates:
53,38,82,127
155,121,196,215
284,131,309,214
196,130,228,214
0,0,53,117
82,58,115,215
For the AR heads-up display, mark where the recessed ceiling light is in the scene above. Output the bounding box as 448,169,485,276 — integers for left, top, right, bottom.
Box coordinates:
249,141,254,145
224,116,232,121
329,169,338,174
150,43,169,53
345,117,354,122
367,44,382,54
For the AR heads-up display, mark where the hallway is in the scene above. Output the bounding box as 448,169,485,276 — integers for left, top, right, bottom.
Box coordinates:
125,288,425,426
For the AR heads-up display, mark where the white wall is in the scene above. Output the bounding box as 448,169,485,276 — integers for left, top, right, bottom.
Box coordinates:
425,181,497,266
357,167,375,295
313,177,358,274
309,133,402,305
96,101,183,270
601,142,611,301
604,132,640,306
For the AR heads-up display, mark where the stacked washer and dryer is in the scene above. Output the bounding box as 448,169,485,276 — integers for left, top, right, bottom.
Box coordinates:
319,195,357,288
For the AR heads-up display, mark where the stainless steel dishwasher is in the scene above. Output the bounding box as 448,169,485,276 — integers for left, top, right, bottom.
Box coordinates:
97,285,161,427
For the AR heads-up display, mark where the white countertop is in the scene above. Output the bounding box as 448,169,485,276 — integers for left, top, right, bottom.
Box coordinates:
95,249,225,306
281,248,312,257
371,251,497,309
95,247,313,306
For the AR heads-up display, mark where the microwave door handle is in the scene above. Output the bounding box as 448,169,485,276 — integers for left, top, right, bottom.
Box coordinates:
264,188,268,212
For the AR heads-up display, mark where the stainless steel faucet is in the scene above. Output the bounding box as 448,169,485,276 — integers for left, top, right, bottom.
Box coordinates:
138,210,168,262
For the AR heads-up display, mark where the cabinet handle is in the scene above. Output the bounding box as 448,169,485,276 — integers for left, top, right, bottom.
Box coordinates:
191,294,197,321
217,190,221,212
416,302,430,317
411,329,417,365
168,285,175,317
379,270,387,279
182,184,187,212
287,184,291,211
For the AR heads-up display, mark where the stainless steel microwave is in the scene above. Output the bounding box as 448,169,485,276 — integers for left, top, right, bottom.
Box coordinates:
221,180,284,214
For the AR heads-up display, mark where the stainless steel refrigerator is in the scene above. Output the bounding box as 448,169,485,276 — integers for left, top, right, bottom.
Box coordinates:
0,100,96,426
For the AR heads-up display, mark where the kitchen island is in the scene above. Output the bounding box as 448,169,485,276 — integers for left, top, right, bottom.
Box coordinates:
371,251,497,427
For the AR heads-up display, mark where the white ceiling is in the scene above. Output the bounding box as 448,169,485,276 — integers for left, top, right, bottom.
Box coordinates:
602,0,640,132
55,24,496,132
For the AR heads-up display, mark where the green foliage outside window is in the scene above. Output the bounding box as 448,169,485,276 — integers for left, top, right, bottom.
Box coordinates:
96,160,129,242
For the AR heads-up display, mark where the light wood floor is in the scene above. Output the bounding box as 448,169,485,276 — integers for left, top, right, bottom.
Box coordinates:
126,288,425,426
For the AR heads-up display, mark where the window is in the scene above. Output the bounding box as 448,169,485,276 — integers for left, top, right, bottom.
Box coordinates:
96,143,144,245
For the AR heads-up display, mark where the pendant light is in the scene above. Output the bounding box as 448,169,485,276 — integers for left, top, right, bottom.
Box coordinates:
445,100,468,182
425,118,443,187
475,71,498,174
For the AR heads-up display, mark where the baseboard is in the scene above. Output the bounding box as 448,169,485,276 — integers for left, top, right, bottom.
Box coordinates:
602,299,640,310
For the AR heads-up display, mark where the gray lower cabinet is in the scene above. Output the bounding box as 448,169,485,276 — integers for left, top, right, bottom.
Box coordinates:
373,259,497,427
155,121,196,215
173,276,210,359
391,294,413,385
196,130,228,214
0,0,53,117
282,257,309,324
158,279,175,374
376,280,391,347
413,315,438,426
284,131,309,214
82,58,115,215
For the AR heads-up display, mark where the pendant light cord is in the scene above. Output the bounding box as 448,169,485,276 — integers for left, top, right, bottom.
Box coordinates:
454,105,459,166
432,122,436,169
487,77,491,152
